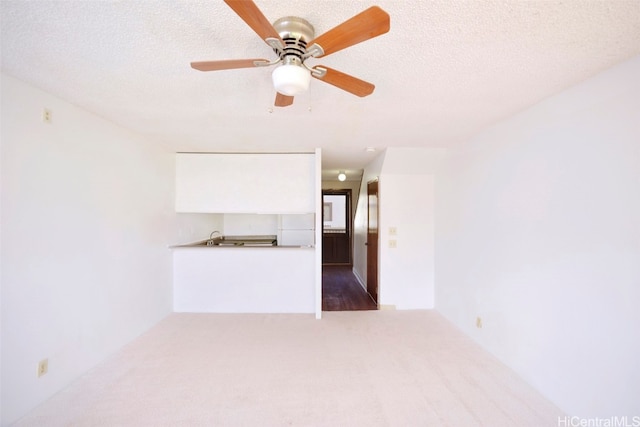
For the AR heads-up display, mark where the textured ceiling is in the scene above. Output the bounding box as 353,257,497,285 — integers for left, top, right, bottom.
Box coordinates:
2,1,640,171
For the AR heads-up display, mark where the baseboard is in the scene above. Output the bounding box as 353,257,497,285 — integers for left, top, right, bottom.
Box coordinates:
352,267,367,292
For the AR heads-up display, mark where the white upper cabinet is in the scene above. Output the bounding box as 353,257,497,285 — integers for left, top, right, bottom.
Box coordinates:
175,153,316,213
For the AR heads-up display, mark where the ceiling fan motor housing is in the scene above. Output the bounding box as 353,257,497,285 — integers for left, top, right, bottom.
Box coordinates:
272,16,315,65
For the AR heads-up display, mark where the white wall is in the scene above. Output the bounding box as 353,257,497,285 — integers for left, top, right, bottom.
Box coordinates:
378,174,435,309
435,56,640,417
0,74,175,425
378,148,444,309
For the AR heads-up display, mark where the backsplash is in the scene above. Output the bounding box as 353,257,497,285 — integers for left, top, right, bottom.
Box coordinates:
174,213,315,246
173,213,223,244
223,214,279,236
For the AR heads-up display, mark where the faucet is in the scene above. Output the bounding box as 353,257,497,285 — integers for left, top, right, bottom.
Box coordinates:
205,230,222,247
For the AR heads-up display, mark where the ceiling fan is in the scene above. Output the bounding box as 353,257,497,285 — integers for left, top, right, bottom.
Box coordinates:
191,0,390,107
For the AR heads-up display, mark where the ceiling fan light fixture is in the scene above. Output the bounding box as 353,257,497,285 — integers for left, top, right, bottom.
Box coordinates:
272,63,311,96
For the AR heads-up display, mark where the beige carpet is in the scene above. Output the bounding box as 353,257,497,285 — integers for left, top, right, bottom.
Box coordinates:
15,311,563,426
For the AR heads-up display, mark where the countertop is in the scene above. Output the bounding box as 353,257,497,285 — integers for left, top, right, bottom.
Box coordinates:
170,235,314,249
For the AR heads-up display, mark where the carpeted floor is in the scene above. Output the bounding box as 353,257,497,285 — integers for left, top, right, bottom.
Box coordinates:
15,310,563,426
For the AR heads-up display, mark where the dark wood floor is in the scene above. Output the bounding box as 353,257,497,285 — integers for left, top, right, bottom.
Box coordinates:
322,265,377,311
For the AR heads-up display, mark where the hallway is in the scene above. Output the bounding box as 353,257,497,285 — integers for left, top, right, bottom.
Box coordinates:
322,265,377,311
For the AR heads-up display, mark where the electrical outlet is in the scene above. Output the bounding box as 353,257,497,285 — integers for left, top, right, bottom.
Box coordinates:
476,317,483,329
389,226,397,236
389,239,397,248
37,359,49,377
42,108,52,123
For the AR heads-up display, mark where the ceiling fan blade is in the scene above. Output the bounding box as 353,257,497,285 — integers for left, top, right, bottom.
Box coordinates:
190,59,270,72
312,66,375,97
224,0,283,48
275,92,294,107
307,6,390,58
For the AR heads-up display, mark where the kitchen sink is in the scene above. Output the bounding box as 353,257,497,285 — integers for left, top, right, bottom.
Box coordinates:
201,235,277,247
210,241,244,247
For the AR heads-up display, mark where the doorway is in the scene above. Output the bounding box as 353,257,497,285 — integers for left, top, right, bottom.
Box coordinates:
322,189,352,265
321,186,377,311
